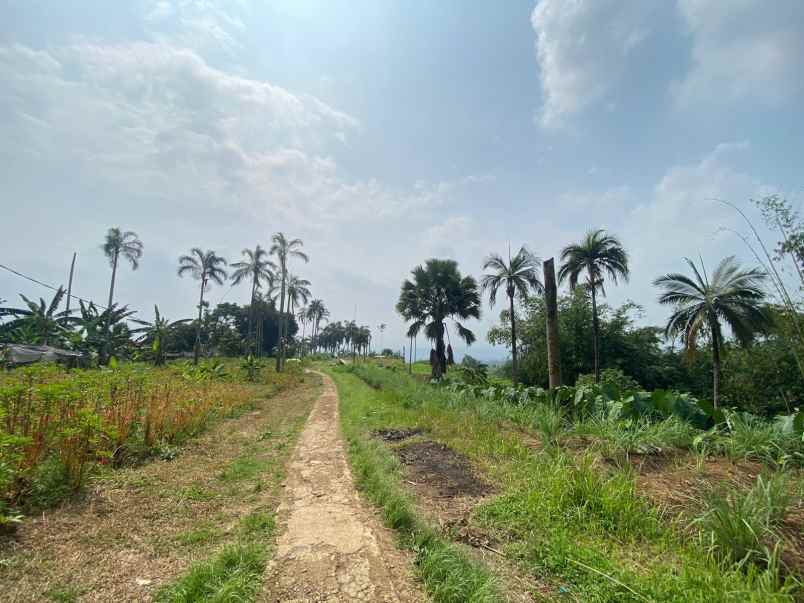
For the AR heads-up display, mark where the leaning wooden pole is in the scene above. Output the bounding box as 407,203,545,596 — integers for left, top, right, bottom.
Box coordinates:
65,252,77,314
543,257,561,388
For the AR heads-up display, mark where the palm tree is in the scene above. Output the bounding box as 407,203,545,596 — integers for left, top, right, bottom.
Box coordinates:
306,299,329,352
102,228,143,363
377,323,387,352
396,259,481,380
270,233,309,370
177,248,228,364
230,245,276,354
481,246,543,385
131,305,191,366
0,287,74,346
558,229,629,383
654,256,770,408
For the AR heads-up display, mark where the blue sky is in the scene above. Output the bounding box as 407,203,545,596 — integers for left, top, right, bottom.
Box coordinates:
1,0,803,360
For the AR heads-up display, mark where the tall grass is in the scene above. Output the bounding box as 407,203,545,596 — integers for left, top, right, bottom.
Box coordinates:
0,360,297,518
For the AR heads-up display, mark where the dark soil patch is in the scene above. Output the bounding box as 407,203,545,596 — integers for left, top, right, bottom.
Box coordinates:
374,428,423,442
395,440,491,498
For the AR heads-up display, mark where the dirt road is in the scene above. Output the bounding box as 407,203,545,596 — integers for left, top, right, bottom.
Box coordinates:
262,371,422,602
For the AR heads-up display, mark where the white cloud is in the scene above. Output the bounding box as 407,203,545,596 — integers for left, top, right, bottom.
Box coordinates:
674,0,804,107
531,0,659,127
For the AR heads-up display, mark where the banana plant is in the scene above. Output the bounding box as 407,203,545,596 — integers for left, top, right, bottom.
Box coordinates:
131,305,191,366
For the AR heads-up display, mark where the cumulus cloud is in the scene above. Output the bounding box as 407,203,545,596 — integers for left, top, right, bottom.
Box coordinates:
674,0,804,107
531,0,660,127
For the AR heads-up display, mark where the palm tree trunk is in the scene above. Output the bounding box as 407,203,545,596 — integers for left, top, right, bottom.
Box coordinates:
194,278,206,365
433,322,447,379
711,323,721,408
276,271,286,371
248,277,257,354
591,286,600,383
104,251,119,364
543,258,561,388
509,292,518,386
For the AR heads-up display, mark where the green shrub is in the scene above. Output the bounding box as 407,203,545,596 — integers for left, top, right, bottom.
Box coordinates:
576,368,641,392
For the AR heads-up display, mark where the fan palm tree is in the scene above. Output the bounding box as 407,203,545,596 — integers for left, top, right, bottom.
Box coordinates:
270,233,308,370
654,256,770,408
481,246,543,385
102,228,143,363
558,229,629,383
0,287,74,346
177,248,228,364
131,305,191,366
230,245,276,354
396,259,481,380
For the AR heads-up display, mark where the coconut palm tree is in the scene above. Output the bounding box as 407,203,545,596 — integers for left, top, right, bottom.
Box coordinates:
306,299,329,352
177,248,228,364
481,246,543,385
654,256,770,408
101,228,143,363
558,229,629,383
230,245,276,354
270,233,309,370
396,259,481,380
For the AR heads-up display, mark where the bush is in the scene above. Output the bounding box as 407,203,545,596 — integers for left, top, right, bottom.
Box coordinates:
576,368,641,392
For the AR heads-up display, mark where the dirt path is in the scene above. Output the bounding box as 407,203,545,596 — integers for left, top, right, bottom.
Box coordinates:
261,372,422,602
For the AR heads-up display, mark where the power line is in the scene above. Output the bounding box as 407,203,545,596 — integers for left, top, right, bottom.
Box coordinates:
0,262,111,311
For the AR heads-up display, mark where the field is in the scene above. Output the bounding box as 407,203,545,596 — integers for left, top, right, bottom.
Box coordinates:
0,359,319,601
331,360,804,602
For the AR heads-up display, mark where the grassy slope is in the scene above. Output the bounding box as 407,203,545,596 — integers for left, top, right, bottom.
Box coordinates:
330,363,800,603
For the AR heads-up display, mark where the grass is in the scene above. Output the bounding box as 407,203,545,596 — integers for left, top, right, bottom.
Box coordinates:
155,544,266,603
331,367,502,603
335,362,802,602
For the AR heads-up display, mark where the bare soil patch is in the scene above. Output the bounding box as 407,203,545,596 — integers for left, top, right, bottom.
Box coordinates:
0,376,320,603
395,440,492,499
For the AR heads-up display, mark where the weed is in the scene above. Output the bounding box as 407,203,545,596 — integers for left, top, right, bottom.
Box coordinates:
155,544,265,603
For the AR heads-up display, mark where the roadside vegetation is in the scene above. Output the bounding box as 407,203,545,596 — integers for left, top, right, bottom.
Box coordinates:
335,361,803,601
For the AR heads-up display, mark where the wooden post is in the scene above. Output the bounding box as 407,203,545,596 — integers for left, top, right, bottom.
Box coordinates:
65,252,77,314
543,258,561,388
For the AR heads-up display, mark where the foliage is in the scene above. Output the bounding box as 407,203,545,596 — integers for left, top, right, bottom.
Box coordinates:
576,368,640,392
655,256,770,407
695,474,792,568
0,287,75,347
397,259,481,380
0,361,296,521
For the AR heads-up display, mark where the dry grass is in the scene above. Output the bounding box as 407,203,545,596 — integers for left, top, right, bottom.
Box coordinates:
0,373,320,602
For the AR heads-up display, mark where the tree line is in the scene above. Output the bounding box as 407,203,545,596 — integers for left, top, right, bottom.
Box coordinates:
0,228,373,369
397,196,804,412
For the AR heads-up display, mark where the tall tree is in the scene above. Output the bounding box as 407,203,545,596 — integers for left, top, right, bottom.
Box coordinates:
230,245,276,354
270,233,308,370
558,229,629,383
177,248,228,364
283,274,311,355
654,256,770,408
306,299,329,352
481,246,543,385
396,259,481,380
102,228,143,363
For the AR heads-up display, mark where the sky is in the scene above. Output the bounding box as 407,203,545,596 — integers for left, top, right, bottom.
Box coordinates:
1,0,803,361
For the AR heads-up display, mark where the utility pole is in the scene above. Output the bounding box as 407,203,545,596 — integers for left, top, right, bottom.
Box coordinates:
65,252,77,314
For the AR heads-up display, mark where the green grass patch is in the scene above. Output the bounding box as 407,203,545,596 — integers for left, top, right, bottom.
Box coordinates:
330,367,502,603
155,544,265,603
334,362,802,602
